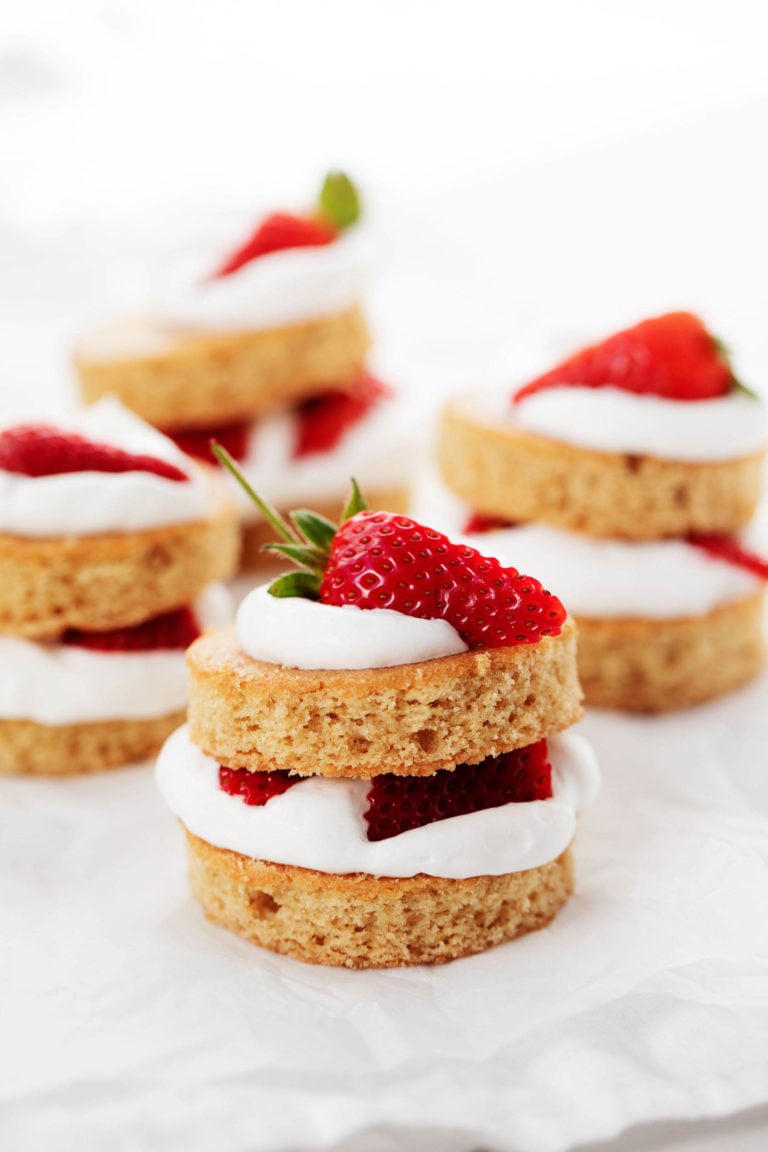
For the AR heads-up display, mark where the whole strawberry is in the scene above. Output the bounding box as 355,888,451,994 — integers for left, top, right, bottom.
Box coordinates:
212,446,567,650
514,312,746,403
0,424,187,481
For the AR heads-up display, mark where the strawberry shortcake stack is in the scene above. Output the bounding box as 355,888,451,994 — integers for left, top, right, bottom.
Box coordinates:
72,173,410,565
156,456,599,968
0,400,238,774
438,312,768,711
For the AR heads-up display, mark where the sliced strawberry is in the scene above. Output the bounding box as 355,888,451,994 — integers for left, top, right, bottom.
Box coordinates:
464,513,517,535
320,511,566,649
514,312,737,403
293,373,392,458
165,420,251,465
211,212,337,279
365,740,552,841
689,534,768,579
61,606,201,652
0,425,187,482
219,765,300,806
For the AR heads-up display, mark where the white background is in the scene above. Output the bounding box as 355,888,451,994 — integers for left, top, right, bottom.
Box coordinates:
1,3,768,1150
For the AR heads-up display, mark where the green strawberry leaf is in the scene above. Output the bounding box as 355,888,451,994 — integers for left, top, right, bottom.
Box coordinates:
291,509,338,552
341,478,368,522
267,570,322,600
318,171,361,230
262,542,326,572
732,377,760,399
211,442,301,543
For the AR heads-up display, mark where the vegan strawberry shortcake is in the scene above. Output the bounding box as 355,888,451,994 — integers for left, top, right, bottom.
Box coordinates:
156,460,599,968
437,313,768,710
73,173,371,432
0,400,237,774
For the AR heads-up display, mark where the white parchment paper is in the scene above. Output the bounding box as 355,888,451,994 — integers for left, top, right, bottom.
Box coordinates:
2,667,768,1152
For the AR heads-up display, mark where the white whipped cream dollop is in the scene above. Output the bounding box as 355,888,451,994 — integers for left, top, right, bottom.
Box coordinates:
0,398,217,537
156,726,599,879
508,386,768,462
466,523,763,619
156,230,372,333
237,584,468,670
0,584,232,725
232,389,411,515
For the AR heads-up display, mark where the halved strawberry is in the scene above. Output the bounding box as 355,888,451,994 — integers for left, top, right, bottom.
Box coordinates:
688,534,768,579
365,740,552,841
219,765,299,806
61,606,201,652
211,447,567,650
293,373,391,458
210,170,361,279
165,420,251,465
0,425,188,482
514,312,743,403
464,513,517,535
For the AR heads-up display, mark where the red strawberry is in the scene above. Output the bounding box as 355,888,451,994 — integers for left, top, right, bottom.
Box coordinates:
514,312,738,403
293,373,392,458
464,513,517,535
689,534,768,580
211,212,337,279
61,606,201,652
209,452,568,651
219,765,300,806
166,420,251,465
320,511,565,649
365,740,553,841
0,425,188,482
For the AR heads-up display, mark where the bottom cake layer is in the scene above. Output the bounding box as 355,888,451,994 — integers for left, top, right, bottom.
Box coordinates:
577,589,765,712
239,485,411,569
184,828,574,968
0,710,186,776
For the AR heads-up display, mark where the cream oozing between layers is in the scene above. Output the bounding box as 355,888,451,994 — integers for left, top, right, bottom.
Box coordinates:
230,390,411,516
156,726,599,879
464,523,763,619
0,585,232,725
466,385,767,462
157,229,372,333
236,585,468,670
0,399,216,537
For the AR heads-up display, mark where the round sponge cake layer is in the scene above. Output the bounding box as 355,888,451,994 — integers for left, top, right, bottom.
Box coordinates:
576,589,766,712
74,306,370,429
0,710,185,776
438,397,764,539
0,511,239,638
186,619,583,778
185,828,574,968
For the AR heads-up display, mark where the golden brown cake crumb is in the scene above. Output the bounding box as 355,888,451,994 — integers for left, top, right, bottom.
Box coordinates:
576,589,766,711
0,711,185,775
438,397,764,539
74,306,370,428
185,829,574,968
186,619,583,778
0,509,239,638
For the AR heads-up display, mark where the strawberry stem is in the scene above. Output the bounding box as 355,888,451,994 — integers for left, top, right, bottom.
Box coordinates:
318,171,361,230
211,441,301,544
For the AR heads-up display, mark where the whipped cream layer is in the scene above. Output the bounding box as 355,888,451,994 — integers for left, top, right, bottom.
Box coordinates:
157,726,599,879
509,386,767,462
0,399,216,538
466,523,763,619
237,585,468,670
157,230,372,333
0,585,232,725
232,389,411,515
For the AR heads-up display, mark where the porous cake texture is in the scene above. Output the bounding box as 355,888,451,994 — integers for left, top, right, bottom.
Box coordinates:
0,711,186,776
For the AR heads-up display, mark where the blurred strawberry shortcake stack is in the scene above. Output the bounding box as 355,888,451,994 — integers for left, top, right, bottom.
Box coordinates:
73,173,410,566
438,313,768,711
0,400,237,774
156,456,599,968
